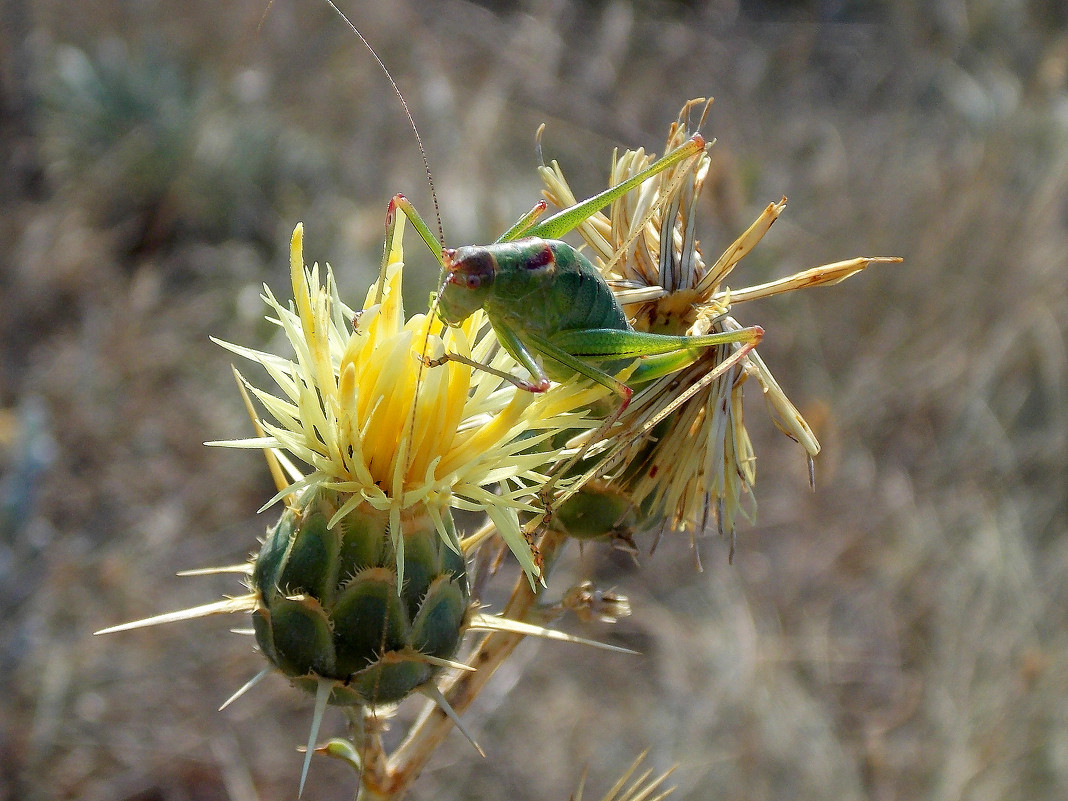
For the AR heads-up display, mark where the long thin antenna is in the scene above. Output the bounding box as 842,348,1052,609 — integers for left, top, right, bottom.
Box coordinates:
315,2,453,722
254,0,460,776
320,1,445,247
320,4,452,492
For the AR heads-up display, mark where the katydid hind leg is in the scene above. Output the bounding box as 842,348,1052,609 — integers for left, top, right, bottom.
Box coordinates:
539,326,763,534
560,333,763,509
624,325,763,386
530,322,764,506
524,330,634,402
547,324,763,364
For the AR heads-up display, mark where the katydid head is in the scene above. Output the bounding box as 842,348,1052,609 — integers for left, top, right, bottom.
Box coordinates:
436,245,497,324
436,239,560,325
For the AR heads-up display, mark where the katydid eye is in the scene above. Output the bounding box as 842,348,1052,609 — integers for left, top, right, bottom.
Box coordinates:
525,246,554,269
452,249,496,289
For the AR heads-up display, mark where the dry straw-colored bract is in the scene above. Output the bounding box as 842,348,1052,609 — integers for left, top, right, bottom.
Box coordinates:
539,99,898,560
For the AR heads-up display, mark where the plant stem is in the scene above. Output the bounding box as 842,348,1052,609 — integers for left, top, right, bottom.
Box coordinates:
357,529,569,798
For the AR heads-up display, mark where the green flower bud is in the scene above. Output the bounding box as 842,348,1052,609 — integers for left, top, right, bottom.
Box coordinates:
251,491,470,706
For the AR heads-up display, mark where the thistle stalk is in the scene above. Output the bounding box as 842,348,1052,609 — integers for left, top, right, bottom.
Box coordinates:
358,529,568,798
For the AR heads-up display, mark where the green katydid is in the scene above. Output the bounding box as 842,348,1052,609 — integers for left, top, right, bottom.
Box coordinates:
381,134,763,523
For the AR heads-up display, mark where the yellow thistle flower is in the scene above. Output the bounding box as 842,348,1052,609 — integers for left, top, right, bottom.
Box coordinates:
212,220,604,584
539,99,899,555
98,218,614,795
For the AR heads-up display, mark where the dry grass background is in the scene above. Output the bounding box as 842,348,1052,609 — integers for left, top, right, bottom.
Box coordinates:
2,1,1067,799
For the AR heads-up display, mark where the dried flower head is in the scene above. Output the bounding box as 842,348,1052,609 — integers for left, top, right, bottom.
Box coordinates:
539,99,898,556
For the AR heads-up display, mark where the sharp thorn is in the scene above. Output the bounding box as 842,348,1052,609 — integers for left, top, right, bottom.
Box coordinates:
419,683,485,757
219,668,272,711
299,678,333,797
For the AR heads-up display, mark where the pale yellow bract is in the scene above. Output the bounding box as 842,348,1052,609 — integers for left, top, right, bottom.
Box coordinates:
539,99,898,548
211,220,605,585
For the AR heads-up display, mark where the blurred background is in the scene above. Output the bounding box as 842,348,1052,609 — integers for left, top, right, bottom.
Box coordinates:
2,0,1066,799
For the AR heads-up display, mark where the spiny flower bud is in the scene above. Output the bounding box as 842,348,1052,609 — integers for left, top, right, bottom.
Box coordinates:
252,490,469,706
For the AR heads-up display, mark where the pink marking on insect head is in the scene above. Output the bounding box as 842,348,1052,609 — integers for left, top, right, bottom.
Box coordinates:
524,243,554,270
443,246,496,291
442,248,463,286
